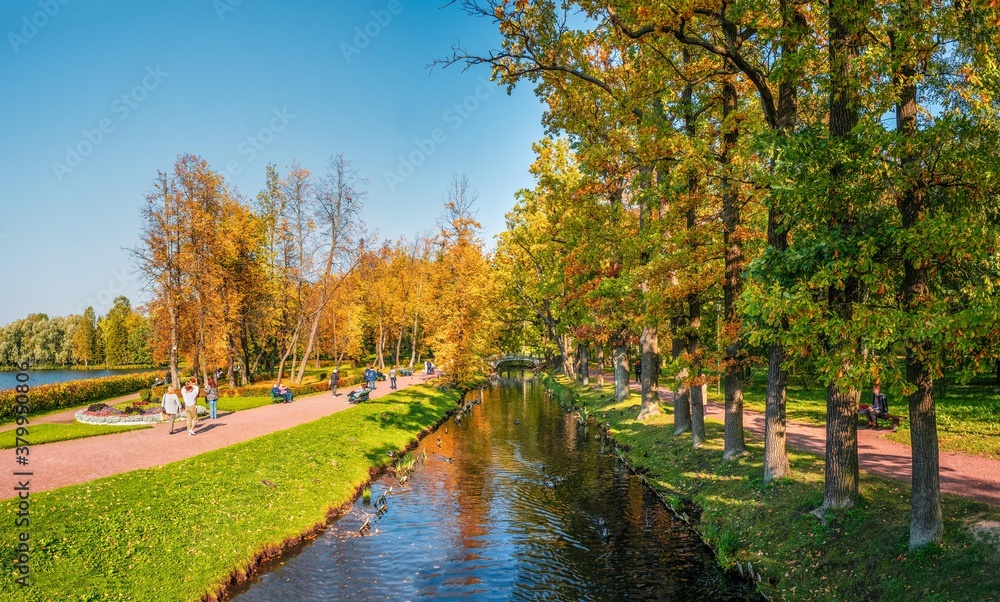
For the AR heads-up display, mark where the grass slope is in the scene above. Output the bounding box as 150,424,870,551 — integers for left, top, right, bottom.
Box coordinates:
0,384,459,601
546,375,1000,602
0,423,150,449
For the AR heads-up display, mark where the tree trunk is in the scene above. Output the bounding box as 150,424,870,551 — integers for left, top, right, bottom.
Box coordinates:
409,312,420,370
376,318,385,370
637,326,662,420
597,344,605,389
672,333,691,435
562,334,576,380
394,326,404,367
820,378,860,510
690,382,706,448
764,343,790,482
167,299,179,388
294,306,324,385
613,345,630,402
579,343,589,386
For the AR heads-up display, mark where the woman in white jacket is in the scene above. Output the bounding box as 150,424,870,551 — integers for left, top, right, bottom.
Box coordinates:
161,386,182,435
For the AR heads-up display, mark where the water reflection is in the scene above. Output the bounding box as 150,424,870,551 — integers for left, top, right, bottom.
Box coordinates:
234,378,757,601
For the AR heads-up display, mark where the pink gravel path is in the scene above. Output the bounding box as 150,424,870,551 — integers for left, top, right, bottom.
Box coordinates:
598,372,1000,505
1,373,436,497
700,399,1000,506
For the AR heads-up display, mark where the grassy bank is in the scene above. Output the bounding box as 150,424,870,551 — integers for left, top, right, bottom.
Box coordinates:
543,374,1000,602
0,384,460,601
0,422,150,449
711,376,1000,460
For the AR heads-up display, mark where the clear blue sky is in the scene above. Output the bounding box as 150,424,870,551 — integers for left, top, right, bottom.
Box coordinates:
0,0,545,324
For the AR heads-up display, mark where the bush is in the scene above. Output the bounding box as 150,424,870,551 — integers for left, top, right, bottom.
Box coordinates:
0,372,159,422
87,403,110,413
139,389,152,403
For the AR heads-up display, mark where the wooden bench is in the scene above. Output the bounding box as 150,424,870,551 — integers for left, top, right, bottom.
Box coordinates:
874,413,907,432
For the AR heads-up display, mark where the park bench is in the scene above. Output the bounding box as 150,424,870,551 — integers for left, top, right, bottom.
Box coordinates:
873,413,907,432
347,387,371,404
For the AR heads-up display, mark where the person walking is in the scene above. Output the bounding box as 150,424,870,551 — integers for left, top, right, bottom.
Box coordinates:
181,378,200,436
205,378,219,420
161,385,182,435
634,359,641,384
389,366,397,390
331,369,340,397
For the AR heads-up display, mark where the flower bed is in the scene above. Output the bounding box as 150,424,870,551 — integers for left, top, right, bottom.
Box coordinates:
75,401,206,425
0,372,158,421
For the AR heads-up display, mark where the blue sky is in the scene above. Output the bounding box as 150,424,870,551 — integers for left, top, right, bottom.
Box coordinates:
0,0,545,324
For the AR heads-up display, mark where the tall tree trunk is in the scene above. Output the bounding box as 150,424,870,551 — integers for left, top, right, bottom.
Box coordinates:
817,0,864,514
719,66,746,461
893,20,942,547
579,343,589,386
167,298,179,388
637,326,662,420
276,326,300,384
762,0,804,483
613,344,630,402
562,334,576,379
688,296,705,445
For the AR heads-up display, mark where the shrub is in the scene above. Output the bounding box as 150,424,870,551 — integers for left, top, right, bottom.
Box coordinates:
87,403,110,413
139,389,152,403
0,372,158,421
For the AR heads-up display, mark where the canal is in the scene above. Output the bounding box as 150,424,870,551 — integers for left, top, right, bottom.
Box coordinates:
234,377,758,600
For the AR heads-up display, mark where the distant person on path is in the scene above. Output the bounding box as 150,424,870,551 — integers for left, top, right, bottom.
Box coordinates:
165,371,172,386
365,367,376,390
389,367,397,390
181,378,200,436
425,360,431,375
205,378,219,420
330,369,340,397
161,385,182,435
860,384,889,428
634,359,641,384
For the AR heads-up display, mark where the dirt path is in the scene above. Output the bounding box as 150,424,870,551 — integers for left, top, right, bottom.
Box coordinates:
0,373,437,497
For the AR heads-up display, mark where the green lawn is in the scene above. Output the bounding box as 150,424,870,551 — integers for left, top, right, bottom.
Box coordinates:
0,422,150,449
0,384,459,601
711,375,1000,460
547,375,1000,602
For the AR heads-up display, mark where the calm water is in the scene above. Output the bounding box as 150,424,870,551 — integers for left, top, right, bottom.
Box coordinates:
233,378,758,601
0,368,155,391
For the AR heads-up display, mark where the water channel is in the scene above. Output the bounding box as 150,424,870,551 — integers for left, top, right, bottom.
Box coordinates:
0,368,155,391
234,378,758,601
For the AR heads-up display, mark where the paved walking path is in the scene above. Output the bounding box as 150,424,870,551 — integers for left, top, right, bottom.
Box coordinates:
1,373,436,497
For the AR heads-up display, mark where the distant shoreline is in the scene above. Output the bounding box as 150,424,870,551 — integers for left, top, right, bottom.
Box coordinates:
0,365,158,372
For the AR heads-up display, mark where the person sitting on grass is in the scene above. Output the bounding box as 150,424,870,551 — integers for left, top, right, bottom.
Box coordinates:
860,384,889,428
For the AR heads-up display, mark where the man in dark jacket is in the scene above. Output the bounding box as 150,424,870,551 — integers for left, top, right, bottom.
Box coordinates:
330,369,340,397
861,384,889,428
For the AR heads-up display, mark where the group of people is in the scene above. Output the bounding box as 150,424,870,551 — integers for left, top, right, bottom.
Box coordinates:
361,366,399,390
424,360,435,375
271,383,294,403
160,376,220,436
